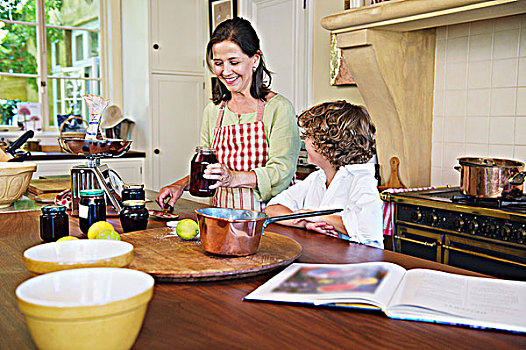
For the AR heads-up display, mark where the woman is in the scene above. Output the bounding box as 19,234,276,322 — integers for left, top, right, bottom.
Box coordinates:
156,17,300,211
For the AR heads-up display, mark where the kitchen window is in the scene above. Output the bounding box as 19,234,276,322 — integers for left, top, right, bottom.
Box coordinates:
0,0,118,132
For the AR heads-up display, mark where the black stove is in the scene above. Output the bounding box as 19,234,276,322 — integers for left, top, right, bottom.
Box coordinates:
383,187,526,281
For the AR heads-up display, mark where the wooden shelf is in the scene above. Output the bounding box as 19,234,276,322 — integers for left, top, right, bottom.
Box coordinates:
322,0,526,33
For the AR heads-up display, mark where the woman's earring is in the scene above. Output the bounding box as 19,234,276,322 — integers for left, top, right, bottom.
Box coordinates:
252,66,257,72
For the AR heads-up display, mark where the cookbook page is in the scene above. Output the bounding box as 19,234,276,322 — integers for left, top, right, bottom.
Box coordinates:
244,262,407,309
387,269,526,330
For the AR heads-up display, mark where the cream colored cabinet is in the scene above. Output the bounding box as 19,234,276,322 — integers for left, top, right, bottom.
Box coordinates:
148,0,207,191
239,0,312,113
150,0,205,74
32,158,146,185
150,74,204,190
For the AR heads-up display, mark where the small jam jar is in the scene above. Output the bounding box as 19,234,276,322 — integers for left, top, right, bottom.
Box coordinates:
121,184,145,201
40,205,69,242
189,146,218,197
120,200,149,233
79,189,106,235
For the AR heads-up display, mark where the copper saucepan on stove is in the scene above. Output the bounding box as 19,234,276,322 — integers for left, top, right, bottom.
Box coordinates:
455,157,526,198
195,208,343,256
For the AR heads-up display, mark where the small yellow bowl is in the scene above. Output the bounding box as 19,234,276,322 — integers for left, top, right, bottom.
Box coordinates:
16,267,154,350
24,240,134,274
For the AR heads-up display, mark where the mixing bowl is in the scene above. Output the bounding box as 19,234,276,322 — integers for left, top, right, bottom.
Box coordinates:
16,267,154,350
0,162,37,208
23,240,134,274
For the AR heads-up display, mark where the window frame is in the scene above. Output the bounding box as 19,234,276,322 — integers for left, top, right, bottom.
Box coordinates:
0,0,121,134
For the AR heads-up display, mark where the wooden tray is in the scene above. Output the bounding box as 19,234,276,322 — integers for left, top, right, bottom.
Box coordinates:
28,178,70,195
121,227,302,282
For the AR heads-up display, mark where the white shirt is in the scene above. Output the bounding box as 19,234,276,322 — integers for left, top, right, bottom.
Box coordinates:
268,163,383,248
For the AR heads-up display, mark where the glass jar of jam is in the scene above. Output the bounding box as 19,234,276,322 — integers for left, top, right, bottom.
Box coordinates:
79,189,106,235
120,200,149,233
40,205,69,242
189,146,218,197
121,184,145,201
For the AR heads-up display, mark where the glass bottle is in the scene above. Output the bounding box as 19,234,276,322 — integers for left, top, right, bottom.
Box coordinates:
120,200,149,233
79,189,106,235
121,184,145,201
40,205,69,242
189,146,218,197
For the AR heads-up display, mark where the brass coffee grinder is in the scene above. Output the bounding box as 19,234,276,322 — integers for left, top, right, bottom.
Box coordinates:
58,137,132,216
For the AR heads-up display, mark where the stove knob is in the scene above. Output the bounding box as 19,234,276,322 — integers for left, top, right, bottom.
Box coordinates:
499,225,511,240
467,220,479,234
426,213,438,226
483,223,496,236
514,228,526,242
411,210,423,222
453,218,464,231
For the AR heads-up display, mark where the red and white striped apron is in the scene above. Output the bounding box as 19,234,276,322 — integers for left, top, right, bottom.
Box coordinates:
211,100,268,211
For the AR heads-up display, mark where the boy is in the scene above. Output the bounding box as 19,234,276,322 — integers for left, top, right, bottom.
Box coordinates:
265,100,383,248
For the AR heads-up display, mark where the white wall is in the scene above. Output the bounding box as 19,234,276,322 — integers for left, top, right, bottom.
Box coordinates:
432,14,526,186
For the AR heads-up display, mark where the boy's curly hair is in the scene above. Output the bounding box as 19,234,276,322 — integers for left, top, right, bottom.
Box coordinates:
298,100,376,168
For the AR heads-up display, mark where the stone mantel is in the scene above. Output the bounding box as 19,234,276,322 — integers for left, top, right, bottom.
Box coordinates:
321,0,526,187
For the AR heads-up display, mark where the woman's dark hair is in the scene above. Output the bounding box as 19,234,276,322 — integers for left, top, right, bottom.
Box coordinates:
206,17,272,104
298,100,376,168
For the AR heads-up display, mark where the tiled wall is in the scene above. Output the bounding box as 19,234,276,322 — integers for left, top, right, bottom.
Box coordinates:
432,14,526,186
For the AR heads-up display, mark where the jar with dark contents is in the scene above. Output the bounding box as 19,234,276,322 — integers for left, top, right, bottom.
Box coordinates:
189,146,218,197
120,200,149,233
40,205,69,242
79,189,106,235
121,184,145,201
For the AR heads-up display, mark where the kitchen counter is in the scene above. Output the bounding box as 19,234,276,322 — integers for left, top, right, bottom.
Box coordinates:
1,197,525,349
25,150,146,161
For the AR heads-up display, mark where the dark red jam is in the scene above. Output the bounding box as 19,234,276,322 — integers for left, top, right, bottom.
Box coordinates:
189,146,218,197
78,189,106,234
120,200,149,233
40,205,69,242
121,184,145,201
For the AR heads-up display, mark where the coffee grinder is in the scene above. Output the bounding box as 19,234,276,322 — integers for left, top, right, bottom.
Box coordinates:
58,137,132,216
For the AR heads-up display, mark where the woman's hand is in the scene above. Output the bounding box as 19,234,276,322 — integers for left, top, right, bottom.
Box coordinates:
156,176,189,209
203,163,233,189
203,163,257,189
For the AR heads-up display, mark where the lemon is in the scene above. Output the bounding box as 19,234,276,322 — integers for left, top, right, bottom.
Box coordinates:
56,236,79,242
95,229,121,241
176,219,199,240
87,221,115,239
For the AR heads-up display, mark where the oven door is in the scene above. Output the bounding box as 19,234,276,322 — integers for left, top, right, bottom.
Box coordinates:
394,225,443,263
444,235,526,281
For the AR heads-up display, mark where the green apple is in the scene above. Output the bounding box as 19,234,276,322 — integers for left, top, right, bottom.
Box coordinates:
176,219,199,240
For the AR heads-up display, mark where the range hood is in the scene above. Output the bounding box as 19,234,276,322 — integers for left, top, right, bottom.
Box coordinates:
321,0,526,187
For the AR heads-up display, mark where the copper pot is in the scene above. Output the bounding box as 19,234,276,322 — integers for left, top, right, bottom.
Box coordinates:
195,208,342,256
455,157,526,198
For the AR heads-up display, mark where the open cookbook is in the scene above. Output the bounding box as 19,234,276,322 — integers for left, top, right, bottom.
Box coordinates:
244,262,526,333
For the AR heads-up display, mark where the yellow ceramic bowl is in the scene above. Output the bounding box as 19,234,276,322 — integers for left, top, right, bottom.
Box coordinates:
16,267,154,350
0,162,37,208
24,240,134,274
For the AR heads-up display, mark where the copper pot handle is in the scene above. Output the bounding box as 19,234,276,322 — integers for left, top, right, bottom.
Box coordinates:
508,172,526,186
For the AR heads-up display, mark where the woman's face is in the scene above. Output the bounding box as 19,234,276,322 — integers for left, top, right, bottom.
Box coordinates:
212,40,259,96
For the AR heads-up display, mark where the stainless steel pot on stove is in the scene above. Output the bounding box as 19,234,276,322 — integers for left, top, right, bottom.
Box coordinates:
455,157,526,198
196,208,343,256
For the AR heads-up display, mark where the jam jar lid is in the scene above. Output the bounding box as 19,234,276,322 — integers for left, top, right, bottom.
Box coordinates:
195,146,215,154
123,184,144,190
41,204,67,214
122,200,146,207
80,189,105,196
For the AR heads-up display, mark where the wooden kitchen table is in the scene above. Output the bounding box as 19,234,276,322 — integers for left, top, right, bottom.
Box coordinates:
1,198,525,350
